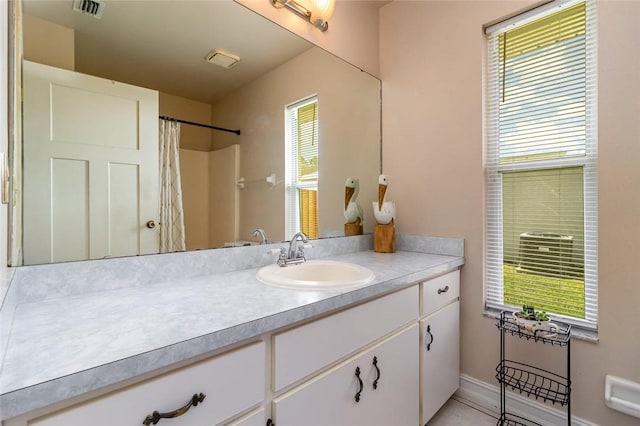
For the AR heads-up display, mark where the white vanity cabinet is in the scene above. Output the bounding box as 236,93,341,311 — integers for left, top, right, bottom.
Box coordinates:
16,342,265,426
272,324,419,426
4,267,462,426
419,270,461,425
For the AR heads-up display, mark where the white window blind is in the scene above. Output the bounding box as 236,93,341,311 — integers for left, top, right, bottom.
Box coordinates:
485,0,597,331
285,96,319,239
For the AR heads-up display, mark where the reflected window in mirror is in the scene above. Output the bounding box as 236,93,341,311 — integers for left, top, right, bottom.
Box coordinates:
285,96,319,239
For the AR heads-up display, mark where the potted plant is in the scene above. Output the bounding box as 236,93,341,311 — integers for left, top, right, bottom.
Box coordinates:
513,304,554,334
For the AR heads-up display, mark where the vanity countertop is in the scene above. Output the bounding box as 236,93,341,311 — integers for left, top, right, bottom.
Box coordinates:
0,248,463,420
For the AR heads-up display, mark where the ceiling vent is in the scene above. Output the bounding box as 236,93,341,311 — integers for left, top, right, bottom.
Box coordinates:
206,49,240,69
72,0,105,19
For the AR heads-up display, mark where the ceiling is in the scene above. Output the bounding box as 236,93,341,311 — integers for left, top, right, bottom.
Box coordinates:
23,0,314,104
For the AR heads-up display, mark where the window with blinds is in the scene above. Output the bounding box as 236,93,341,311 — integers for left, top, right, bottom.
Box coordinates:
485,0,597,331
285,96,319,239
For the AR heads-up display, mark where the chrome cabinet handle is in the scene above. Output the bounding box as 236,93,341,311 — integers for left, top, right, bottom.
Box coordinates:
372,356,381,390
142,393,205,425
425,325,434,351
355,366,363,402
437,285,449,294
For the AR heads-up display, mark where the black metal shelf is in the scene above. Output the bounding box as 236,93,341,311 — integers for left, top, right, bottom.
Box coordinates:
496,360,570,406
496,315,571,347
497,412,543,426
496,311,572,425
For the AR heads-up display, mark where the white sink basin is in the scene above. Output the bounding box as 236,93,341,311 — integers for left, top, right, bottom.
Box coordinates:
256,260,375,290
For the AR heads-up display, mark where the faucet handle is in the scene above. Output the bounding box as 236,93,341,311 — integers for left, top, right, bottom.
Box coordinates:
269,247,288,267
296,243,313,260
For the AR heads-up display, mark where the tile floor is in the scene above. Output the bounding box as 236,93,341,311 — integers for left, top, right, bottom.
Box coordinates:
428,397,498,426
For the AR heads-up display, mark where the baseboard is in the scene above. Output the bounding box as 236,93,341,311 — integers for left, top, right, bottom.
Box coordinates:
456,374,599,426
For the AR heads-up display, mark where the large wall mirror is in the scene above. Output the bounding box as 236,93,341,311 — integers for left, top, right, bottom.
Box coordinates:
11,0,381,266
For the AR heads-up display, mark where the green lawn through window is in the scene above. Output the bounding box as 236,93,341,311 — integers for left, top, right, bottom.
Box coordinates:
503,264,585,319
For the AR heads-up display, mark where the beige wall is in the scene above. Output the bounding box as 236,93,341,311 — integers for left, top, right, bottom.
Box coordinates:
159,92,212,152
236,0,381,77
210,46,380,242
381,1,640,425
22,14,74,71
178,149,210,250
209,145,240,247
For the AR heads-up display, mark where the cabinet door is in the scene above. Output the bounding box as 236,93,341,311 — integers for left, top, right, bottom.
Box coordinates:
273,324,418,426
420,301,460,425
360,324,419,425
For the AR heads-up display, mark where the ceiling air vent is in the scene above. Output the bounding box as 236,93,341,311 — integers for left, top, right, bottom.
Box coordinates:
72,0,105,19
206,49,240,69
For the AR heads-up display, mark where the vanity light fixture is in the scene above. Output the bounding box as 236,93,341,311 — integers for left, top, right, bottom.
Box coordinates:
271,0,336,32
205,49,240,69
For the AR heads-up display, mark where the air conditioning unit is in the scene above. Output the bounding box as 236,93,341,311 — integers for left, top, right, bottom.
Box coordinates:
517,232,574,278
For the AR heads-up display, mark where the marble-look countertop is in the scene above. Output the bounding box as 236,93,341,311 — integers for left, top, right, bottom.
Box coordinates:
0,249,463,420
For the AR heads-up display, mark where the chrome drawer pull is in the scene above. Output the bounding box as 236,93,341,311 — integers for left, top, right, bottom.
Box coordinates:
437,285,449,294
142,393,206,425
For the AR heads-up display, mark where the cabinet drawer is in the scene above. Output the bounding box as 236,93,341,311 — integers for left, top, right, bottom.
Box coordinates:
30,342,265,426
226,407,266,426
421,270,459,317
273,286,418,391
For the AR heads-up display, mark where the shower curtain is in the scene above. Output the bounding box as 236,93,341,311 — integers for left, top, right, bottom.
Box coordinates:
159,120,186,253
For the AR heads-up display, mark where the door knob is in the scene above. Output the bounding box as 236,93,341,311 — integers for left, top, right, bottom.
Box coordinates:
146,220,156,229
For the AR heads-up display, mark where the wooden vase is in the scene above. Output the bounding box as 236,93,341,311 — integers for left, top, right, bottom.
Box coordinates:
344,222,363,236
374,220,395,253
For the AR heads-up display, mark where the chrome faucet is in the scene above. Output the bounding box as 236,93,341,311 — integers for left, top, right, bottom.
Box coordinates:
252,228,268,244
276,232,309,267
288,232,309,260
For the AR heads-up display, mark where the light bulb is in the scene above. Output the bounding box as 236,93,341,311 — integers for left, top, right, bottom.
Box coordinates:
309,0,335,29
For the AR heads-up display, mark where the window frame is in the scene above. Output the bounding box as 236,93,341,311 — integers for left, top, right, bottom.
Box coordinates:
284,95,319,240
483,0,598,337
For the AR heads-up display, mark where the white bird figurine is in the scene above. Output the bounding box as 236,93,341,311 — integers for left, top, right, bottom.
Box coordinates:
344,177,363,226
373,174,395,225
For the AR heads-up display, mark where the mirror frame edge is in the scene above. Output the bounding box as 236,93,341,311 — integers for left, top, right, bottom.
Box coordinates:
7,0,23,267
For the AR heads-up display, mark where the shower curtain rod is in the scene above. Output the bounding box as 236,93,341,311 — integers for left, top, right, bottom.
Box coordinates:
159,115,241,135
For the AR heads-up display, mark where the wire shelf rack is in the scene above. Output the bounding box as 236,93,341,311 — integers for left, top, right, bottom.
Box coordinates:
497,412,544,426
496,360,570,406
495,315,571,346
496,311,572,425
